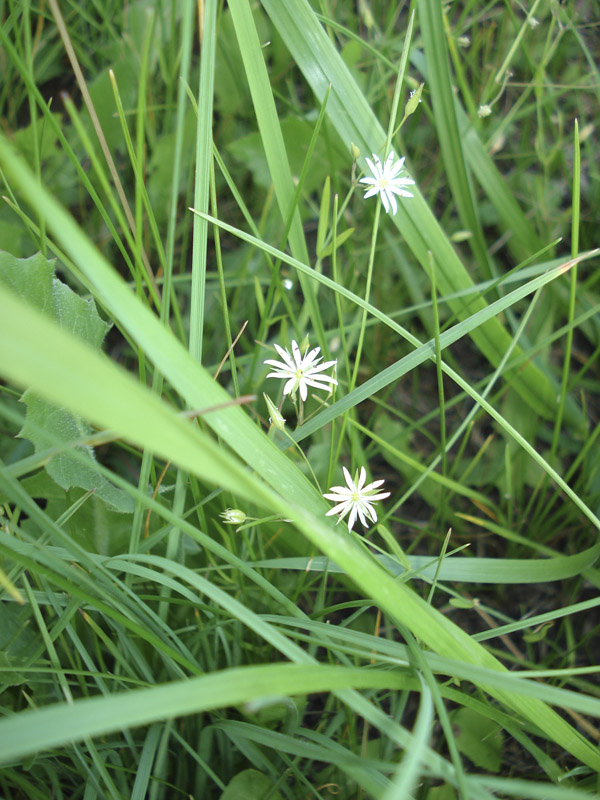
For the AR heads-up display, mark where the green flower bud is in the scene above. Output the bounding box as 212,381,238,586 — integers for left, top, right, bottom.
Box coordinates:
405,83,424,117
220,508,247,525
299,333,311,355
263,393,286,431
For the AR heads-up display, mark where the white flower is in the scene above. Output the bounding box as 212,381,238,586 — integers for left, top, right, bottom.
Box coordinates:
478,104,492,118
264,340,337,402
323,466,390,532
359,152,415,214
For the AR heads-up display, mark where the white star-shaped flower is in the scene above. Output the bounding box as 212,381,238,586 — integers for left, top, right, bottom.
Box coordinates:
264,340,337,402
359,152,415,214
323,466,390,532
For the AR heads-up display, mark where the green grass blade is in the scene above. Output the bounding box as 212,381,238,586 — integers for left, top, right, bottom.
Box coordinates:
227,0,326,348
0,663,414,762
417,0,492,278
189,0,217,362
254,538,600,584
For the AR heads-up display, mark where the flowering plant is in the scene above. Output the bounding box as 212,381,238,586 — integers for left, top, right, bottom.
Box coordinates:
359,152,415,214
264,339,337,402
323,466,390,532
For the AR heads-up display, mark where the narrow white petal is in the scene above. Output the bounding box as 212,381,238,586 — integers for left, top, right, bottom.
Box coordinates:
307,359,337,374
388,157,406,177
347,504,359,531
304,379,336,395
362,478,385,493
323,494,348,505
303,346,322,367
389,182,415,196
386,190,398,215
283,377,297,395
265,369,292,380
357,466,367,490
365,505,377,524
342,466,354,489
264,360,294,373
273,344,294,368
364,491,391,502
305,375,338,387
363,502,378,524
327,500,352,519
324,484,353,497
291,340,302,367
356,504,369,528
362,186,380,199
365,156,379,175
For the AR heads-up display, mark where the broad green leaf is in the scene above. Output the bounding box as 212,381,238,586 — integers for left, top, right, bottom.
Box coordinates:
0,252,133,512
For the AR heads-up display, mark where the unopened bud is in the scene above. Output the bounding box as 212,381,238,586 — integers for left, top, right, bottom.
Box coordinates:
299,334,310,355
220,508,247,525
405,84,424,116
263,393,286,431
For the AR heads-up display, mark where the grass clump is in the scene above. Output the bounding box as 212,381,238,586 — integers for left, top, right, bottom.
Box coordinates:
1,1,600,798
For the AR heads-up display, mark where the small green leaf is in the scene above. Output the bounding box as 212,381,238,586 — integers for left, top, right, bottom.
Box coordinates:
318,227,354,258
452,707,504,772
404,82,424,118
0,603,39,686
523,622,554,643
219,769,284,800
316,175,330,256
424,785,457,800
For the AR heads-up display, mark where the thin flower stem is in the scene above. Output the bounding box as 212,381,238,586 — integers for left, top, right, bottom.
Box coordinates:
550,118,580,466
328,193,348,488
429,252,447,521
350,201,381,393
427,528,452,605
283,430,321,492
384,9,415,156
331,194,351,387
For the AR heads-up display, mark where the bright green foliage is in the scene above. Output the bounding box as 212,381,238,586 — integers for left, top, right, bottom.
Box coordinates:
0,1,599,798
